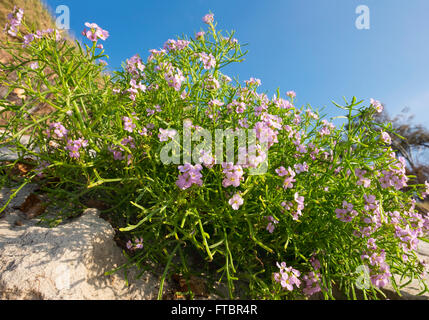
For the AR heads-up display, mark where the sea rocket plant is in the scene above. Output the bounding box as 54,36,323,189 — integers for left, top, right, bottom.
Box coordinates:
1,9,428,300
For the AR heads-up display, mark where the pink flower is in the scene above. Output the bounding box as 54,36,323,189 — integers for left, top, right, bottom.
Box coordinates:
202,13,214,24
228,193,243,210
165,68,186,91
127,79,146,100
279,167,296,189
381,132,391,144
294,162,309,174
4,6,24,37
199,150,214,168
302,272,321,296
66,138,88,159
23,33,34,47
265,216,279,233
122,116,136,133
163,39,190,51
245,77,261,87
176,164,203,190
195,31,205,40
82,22,109,42
275,166,287,177
335,200,358,223
222,164,244,187
294,192,304,207
158,128,177,142
126,237,144,250
286,91,296,99
199,52,216,70
274,262,301,291
238,118,248,128
370,98,383,113
48,122,68,138
126,54,145,77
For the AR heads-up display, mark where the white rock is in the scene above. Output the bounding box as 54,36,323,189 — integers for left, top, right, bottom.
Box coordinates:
0,208,163,300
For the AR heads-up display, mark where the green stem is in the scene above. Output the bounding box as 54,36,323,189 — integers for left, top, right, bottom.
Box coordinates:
157,243,180,300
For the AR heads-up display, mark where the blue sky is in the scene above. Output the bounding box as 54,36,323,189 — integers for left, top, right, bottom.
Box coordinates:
43,0,429,126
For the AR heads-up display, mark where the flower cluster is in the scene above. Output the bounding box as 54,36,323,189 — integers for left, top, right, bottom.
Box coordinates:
126,237,144,250
222,163,244,187
66,138,88,159
360,247,392,288
164,67,186,91
265,215,279,233
319,120,335,137
199,150,215,168
228,193,244,210
126,54,145,78
195,31,205,40
122,116,136,133
355,168,371,188
176,163,203,190
335,200,358,223
23,28,58,47
47,122,68,139
199,52,216,70
82,22,109,42
204,75,220,90
302,271,322,296
380,132,391,144
127,79,146,101
370,98,383,113
274,262,301,291
238,144,267,168
294,162,309,174
254,113,282,148
378,155,408,190
281,192,305,221
206,99,223,120
202,13,214,24
4,6,23,37
276,166,296,189
286,90,296,99
353,194,383,237
158,128,177,141
245,77,261,87
164,39,190,51
109,136,135,161
390,203,428,255
146,104,162,116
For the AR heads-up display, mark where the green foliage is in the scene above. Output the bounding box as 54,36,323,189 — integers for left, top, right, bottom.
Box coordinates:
1,11,428,300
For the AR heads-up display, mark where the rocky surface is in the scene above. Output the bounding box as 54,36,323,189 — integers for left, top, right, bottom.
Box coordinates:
0,187,164,299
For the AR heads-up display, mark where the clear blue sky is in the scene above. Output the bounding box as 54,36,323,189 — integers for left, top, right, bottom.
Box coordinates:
42,0,429,126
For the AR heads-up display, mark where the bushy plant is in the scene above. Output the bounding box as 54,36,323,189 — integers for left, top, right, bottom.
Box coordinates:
1,8,429,299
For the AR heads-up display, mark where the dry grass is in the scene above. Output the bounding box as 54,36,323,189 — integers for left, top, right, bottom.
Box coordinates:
0,1,73,126
0,0,55,33
0,0,57,63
